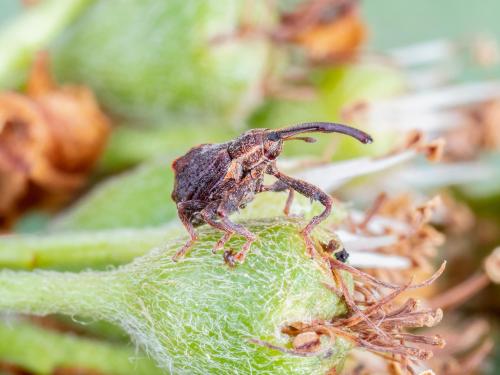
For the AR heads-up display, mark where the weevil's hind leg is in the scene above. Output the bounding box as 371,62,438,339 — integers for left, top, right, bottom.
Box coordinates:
269,169,333,257
261,180,294,216
172,201,205,261
283,189,295,216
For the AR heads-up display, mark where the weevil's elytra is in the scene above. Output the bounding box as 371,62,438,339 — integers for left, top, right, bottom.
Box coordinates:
171,122,372,264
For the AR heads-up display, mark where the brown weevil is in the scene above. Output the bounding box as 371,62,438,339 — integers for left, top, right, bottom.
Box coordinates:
171,122,372,264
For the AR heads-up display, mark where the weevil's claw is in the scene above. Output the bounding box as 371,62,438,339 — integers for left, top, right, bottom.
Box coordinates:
233,251,247,264
224,237,256,265
223,249,237,268
233,237,256,264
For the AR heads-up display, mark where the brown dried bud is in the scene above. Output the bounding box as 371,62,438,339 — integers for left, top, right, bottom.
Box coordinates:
278,0,366,61
0,52,110,226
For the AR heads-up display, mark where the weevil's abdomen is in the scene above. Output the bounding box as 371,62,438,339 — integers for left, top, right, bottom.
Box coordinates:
172,143,231,203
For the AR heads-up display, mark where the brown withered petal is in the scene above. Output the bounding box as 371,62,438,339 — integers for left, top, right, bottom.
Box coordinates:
0,52,110,225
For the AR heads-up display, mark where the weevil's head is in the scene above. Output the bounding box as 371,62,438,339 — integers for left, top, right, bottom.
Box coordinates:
228,123,372,169
263,121,373,160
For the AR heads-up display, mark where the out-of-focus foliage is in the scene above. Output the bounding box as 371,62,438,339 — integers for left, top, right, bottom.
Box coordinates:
52,158,175,231
250,64,405,159
0,319,162,375
52,0,274,124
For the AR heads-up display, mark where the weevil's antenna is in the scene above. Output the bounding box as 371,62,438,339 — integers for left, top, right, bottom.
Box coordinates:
286,136,317,143
273,122,373,144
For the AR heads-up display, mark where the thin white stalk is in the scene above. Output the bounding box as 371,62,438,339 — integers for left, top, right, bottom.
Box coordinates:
348,252,411,269
337,230,398,251
387,39,457,67
292,150,417,192
364,81,500,112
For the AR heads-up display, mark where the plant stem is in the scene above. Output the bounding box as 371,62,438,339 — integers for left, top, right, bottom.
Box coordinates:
0,227,177,270
0,269,120,319
0,319,162,375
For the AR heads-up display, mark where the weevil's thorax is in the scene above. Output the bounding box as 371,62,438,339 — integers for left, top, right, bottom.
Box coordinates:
227,130,263,170
227,129,284,172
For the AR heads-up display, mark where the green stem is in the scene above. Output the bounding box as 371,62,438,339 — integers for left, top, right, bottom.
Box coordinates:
0,320,162,375
0,227,177,270
0,0,95,88
0,269,119,319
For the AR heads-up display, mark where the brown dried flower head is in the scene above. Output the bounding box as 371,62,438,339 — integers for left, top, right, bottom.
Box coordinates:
277,0,366,61
0,52,110,226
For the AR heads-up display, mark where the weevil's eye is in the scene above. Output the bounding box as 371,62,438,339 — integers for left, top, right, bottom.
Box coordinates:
267,132,280,142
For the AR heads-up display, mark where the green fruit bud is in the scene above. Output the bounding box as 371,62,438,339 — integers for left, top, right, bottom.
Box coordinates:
0,220,350,374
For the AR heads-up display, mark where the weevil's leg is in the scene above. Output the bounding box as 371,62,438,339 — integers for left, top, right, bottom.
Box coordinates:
172,200,205,261
284,189,295,216
219,216,257,264
200,203,234,253
216,191,257,264
269,168,332,257
260,180,294,216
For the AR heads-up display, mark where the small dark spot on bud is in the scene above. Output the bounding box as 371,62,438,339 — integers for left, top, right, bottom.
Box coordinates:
335,249,349,263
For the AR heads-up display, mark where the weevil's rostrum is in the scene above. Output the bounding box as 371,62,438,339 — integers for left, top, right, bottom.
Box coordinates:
171,122,372,264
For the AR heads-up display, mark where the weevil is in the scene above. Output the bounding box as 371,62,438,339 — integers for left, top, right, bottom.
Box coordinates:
171,122,372,264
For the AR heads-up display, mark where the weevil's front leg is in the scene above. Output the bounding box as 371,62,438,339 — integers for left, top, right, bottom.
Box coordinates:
200,202,235,254
219,215,257,264
260,180,295,216
216,189,257,264
269,168,332,257
173,200,206,261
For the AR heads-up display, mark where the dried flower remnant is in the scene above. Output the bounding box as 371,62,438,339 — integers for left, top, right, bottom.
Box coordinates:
444,98,500,161
415,318,494,375
0,52,110,227
253,247,446,374
214,0,366,64
275,0,366,62
344,193,445,288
